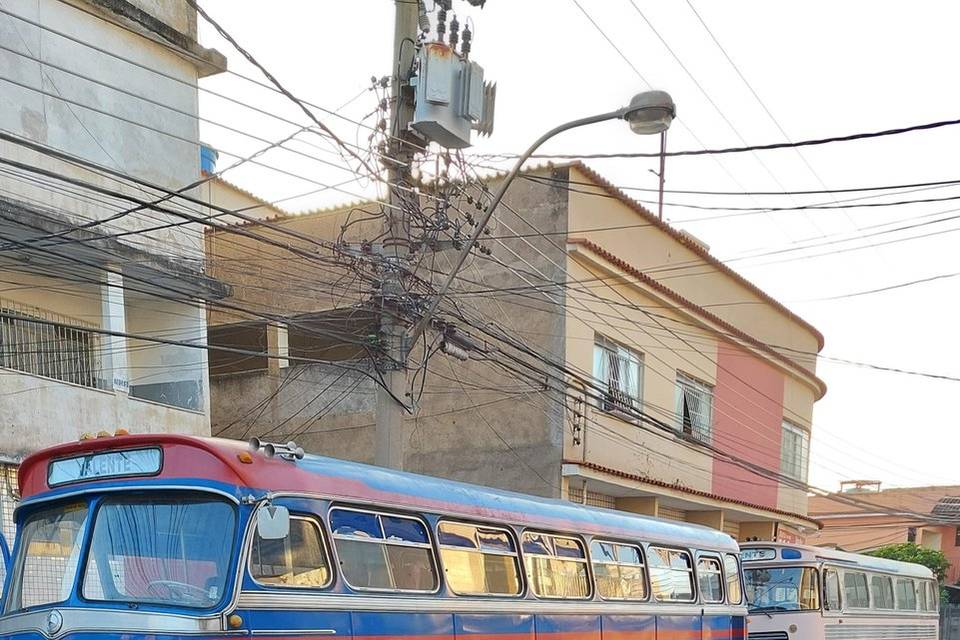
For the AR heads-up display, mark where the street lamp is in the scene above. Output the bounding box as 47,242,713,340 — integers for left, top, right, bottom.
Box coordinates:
408,90,677,343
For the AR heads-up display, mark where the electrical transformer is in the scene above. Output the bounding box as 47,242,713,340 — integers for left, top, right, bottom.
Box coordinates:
410,42,496,149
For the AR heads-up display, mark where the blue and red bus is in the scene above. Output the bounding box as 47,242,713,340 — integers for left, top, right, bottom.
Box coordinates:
0,434,746,640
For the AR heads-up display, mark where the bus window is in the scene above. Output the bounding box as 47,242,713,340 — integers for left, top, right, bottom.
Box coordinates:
590,540,647,601
723,554,742,604
824,568,841,611
648,547,695,602
521,532,590,599
81,495,235,609
871,574,894,609
330,508,438,593
927,581,939,612
250,516,331,588
697,556,724,604
5,502,88,612
916,579,927,611
895,578,917,610
744,566,819,611
437,521,521,596
843,571,869,609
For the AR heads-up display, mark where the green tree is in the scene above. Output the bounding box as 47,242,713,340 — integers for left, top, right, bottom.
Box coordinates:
865,542,950,581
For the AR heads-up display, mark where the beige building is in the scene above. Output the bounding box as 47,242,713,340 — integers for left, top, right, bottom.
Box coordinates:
206,161,826,541
0,1,225,539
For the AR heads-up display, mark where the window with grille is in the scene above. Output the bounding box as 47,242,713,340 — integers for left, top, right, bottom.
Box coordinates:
593,335,643,417
0,464,19,591
780,422,810,483
0,301,104,390
675,372,713,443
567,487,617,509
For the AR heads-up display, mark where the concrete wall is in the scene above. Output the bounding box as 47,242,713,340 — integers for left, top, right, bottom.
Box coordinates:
0,0,216,467
207,167,571,497
0,0,204,257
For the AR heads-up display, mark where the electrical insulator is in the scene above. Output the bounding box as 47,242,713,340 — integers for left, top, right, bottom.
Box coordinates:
461,24,472,57
449,15,460,49
440,341,470,361
436,6,447,42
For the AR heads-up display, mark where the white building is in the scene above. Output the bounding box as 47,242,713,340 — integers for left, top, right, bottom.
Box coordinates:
0,0,226,540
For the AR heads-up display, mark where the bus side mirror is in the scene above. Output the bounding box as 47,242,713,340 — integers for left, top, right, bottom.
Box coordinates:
256,505,290,540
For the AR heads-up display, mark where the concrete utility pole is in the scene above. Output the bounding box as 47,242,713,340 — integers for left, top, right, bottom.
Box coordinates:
375,0,420,469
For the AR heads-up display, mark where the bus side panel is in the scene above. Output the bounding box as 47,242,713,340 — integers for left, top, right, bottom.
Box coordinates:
455,613,535,640
701,615,731,640
535,614,600,640
600,613,656,640
656,615,701,640
352,611,452,639
243,608,353,637
731,616,746,640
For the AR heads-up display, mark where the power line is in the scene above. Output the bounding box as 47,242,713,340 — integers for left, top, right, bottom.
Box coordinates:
474,115,960,159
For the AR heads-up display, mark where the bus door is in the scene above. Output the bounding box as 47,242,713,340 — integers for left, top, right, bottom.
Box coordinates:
235,500,352,639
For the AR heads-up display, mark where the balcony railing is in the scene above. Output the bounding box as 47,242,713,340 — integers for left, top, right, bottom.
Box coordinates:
0,298,107,390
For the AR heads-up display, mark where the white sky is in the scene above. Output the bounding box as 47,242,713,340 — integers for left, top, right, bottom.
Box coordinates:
196,1,960,491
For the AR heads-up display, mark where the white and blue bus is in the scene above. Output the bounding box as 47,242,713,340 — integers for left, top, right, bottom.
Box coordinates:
741,541,939,640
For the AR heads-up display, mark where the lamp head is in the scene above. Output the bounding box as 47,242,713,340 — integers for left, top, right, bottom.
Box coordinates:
623,90,676,135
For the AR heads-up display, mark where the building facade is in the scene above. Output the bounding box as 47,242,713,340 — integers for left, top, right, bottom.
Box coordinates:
0,0,225,539
206,162,826,541
809,484,960,584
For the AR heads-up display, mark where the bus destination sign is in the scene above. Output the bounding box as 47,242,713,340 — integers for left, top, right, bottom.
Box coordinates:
48,448,162,487
740,547,777,562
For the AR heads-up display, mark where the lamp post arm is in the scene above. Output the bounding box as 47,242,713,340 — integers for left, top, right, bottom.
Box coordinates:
407,107,629,344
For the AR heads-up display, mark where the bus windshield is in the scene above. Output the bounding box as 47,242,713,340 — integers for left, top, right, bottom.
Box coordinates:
5,493,236,612
744,566,820,612
82,494,236,608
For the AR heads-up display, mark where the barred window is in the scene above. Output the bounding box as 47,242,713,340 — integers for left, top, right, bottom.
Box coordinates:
781,422,810,483
250,516,331,588
593,335,643,416
5,502,88,612
0,302,104,390
591,540,647,600
648,546,695,602
330,508,437,593
0,463,18,592
697,556,724,603
675,373,713,443
521,532,590,599
437,521,521,596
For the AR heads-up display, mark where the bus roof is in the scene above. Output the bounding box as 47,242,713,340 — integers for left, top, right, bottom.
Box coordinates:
19,434,738,552
741,541,934,579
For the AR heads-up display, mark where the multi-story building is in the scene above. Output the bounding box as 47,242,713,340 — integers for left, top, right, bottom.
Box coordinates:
809,482,960,583
0,0,226,538
206,161,826,541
